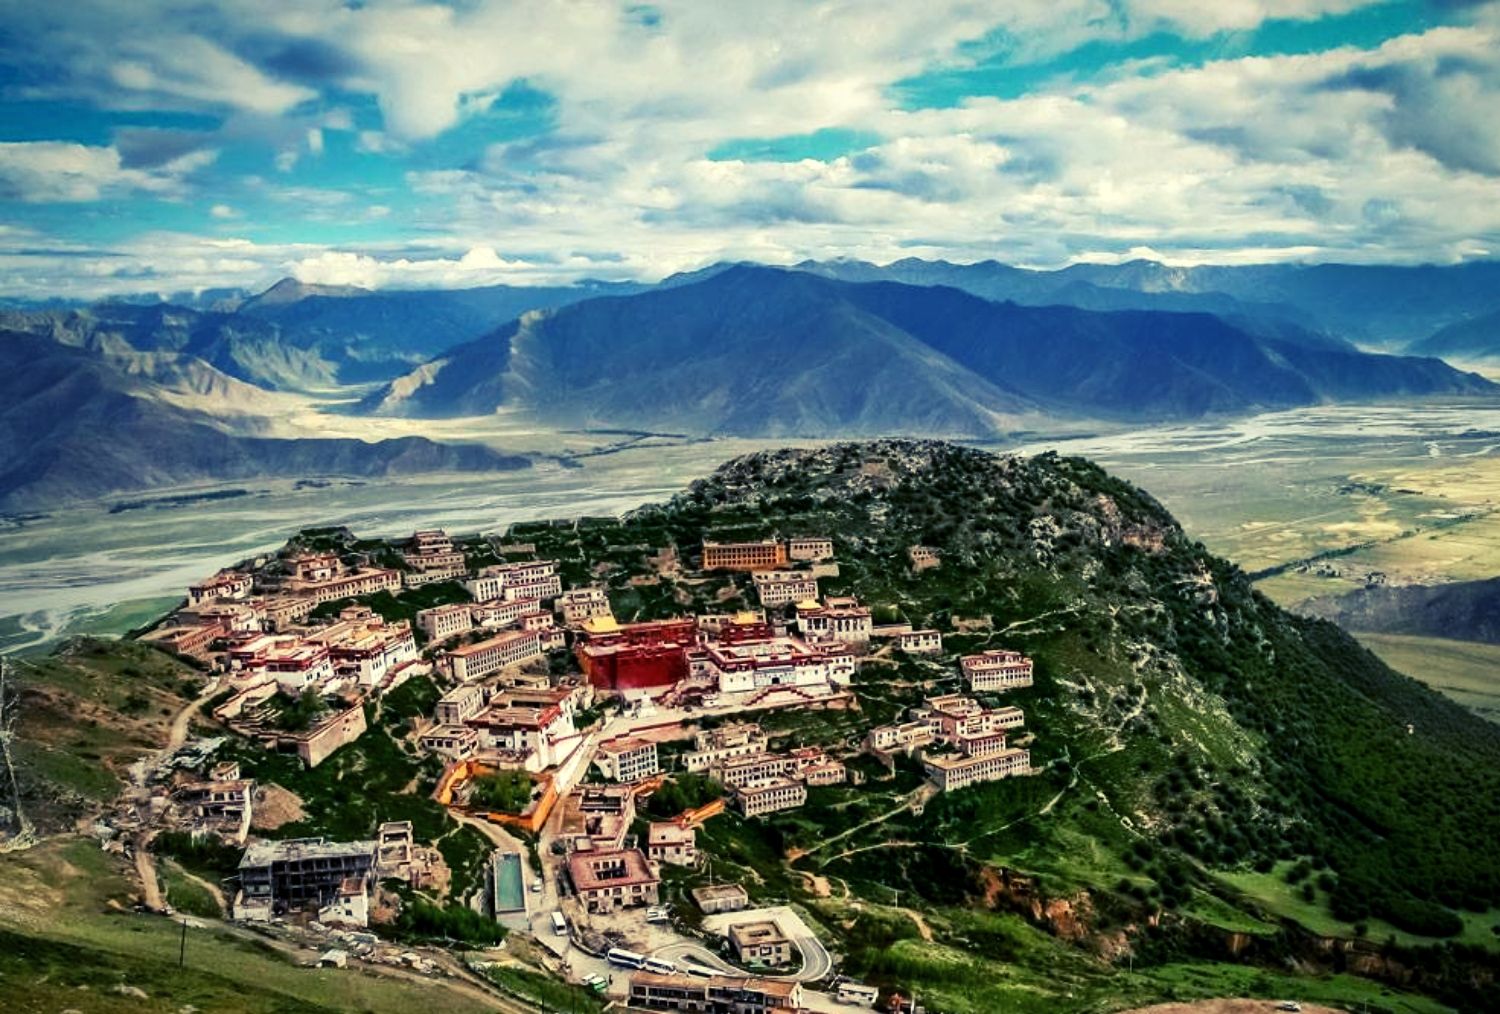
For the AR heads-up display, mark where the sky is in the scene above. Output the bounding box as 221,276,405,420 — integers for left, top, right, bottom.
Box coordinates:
0,0,1498,298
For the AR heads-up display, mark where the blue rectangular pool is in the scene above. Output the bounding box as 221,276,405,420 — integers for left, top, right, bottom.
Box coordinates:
493,852,526,913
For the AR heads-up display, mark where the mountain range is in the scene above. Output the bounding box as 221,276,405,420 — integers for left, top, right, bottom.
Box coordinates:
0,331,530,511
824,257,1500,347
361,265,1493,434
6,255,1500,507
1410,306,1500,363
0,277,644,393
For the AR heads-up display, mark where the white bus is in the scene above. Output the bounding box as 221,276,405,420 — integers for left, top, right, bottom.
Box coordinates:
550,911,567,936
836,981,881,1007
642,957,676,975
606,947,646,969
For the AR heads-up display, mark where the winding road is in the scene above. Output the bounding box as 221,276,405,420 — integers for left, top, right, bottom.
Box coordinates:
652,906,834,983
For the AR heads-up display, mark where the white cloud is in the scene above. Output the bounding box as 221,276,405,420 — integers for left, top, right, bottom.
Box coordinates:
1,1,1498,296
355,130,402,155
0,141,212,202
289,244,537,288
209,203,238,219
104,33,315,115
1129,0,1377,35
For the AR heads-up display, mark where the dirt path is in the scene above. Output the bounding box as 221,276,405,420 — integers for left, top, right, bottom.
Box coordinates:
134,839,163,911
904,908,934,941
804,783,936,861
452,810,527,854
209,917,536,1012
992,605,1083,637
179,865,228,914
164,684,216,755
128,683,223,913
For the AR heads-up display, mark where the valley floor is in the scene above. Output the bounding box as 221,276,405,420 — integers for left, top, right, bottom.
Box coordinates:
7,399,1500,655
1354,634,1500,724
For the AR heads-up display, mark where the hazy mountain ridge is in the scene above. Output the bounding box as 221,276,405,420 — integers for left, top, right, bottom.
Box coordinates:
0,331,532,510
791,256,1337,339
1300,577,1500,644
364,266,1494,432
0,276,649,393
0,303,341,391
1410,306,1500,362
784,256,1500,348
1050,259,1500,345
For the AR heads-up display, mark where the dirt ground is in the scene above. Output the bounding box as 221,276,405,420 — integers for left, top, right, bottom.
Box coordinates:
1119,1002,1345,1014
251,783,306,830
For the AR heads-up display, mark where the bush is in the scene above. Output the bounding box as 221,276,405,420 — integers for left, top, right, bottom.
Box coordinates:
1383,896,1464,938
642,773,723,820
273,687,328,732
153,831,241,882
386,897,506,946
469,771,535,813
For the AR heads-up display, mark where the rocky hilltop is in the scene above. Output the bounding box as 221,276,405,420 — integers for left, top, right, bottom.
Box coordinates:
629,441,1500,1008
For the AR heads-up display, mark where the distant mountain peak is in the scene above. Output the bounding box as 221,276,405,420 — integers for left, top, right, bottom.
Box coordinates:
242,277,370,310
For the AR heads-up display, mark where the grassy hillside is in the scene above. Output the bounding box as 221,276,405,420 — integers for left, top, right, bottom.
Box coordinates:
0,839,498,1013
5,639,206,830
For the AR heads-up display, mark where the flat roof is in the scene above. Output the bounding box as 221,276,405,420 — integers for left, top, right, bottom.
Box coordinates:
448,630,538,657
566,848,658,892
239,837,374,869
648,822,694,845
471,705,559,729
735,777,804,796
580,614,621,634
598,736,655,755
691,883,748,900
924,747,1029,771
630,970,796,997
729,920,789,944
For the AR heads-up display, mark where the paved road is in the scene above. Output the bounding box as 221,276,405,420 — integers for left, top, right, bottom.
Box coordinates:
649,941,849,1013
665,906,834,983
652,940,737,973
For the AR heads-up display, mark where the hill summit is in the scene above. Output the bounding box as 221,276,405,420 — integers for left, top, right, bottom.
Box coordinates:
643,441,1500,973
